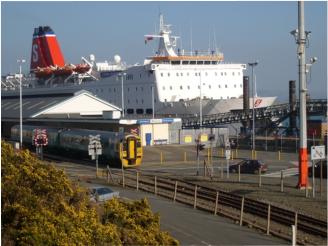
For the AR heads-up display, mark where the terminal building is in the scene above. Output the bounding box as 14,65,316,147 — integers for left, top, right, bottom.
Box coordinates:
1,88,228,147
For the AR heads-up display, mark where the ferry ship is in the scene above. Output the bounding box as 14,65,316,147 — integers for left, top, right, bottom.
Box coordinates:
1,15,276,117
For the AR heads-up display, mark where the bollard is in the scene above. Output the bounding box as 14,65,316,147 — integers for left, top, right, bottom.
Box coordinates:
255,150,257,159
122,168,125,188
280,170,284,192
207,148,210,163
294,212,298,244
173,181,178,202
236,149,238,158
214,192,219,215
154,176,157,195
136,172,139,191
266,204,271,235
278,151,281,161
184,152,187,163
239,197,244,226
221,148,224,158
305,182,308,198
194,185,197,209
292,225,296,246
312,160,315,198
238,165,241,182
221,161,223,178
231,151,234,160
320,160,323,197
258,168,262,187
160,152,163,164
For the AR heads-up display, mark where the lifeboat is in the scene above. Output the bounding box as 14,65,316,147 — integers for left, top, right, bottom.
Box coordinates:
53,64,75,76
34,66,54,78
73,64,91,74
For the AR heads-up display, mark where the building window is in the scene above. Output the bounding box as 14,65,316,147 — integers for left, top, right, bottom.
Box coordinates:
234,84,236,88
209,85,211,89
140,74,142,78
136,99,138,104
221,72,223,76
238,72,241,75
127,99,130,104
136,109,144,114
218,85,221,88
141,99,144,104
176,73,179,76
180,73,183,76
114,88,116,92
232,72,235,76
127,108,134,114
195,73,198,76
161,73,163,77
136,87,138,91
170,86,173,90
146,108,153,114
225,84,227,88
127,87,130,92
180,86,183,90
224,72,227,76
168,73,170,76
187,85,190,90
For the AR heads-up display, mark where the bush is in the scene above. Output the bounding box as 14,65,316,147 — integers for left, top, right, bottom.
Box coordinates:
1,141,178,245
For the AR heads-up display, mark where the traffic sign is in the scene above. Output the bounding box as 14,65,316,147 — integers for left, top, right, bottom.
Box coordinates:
311,146,326,160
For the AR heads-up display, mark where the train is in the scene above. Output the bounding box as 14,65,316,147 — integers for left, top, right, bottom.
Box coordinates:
10,125,143,168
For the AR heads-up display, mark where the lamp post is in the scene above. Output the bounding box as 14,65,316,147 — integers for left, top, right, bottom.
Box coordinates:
151,85,155,119
199,71,202,128
17,59,26,149
248,61,258,152
290,1,315,188
119,72,126,118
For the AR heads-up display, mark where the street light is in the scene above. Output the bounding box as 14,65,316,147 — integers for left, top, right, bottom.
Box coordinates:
199,71,202,128
119,72,126,118
151,85,155,119
248,61,258,152
17,59,26,149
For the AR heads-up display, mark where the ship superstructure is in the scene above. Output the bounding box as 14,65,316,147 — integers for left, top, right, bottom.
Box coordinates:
2,15,275,117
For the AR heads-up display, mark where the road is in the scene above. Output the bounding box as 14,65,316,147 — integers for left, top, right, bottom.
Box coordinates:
52,161,288,245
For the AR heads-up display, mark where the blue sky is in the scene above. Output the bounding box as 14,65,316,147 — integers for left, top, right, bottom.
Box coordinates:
1,1,327,101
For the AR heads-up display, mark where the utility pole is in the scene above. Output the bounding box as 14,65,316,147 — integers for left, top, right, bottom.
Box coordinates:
17,59,26,149
248,61,258,152
291,1,309,188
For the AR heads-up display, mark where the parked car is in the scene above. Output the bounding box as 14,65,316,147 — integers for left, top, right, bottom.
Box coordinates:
308,161,327,179
229,159,268,174
90,187,119,202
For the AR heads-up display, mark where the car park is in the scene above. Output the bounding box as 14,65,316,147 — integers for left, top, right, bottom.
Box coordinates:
90,187,119,202
229,159,268,174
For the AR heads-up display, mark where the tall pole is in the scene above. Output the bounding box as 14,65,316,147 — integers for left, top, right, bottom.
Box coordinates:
120,73,126,118
296,1,308,188
152,85,155,119
17,59,26,149
248,62,258,152
199,72,202,129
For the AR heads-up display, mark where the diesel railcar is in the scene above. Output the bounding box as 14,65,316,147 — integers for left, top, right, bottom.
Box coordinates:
11,125,142,168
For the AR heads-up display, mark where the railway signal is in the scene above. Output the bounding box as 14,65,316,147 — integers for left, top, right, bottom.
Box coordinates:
88,134,102,177
33,129,48,160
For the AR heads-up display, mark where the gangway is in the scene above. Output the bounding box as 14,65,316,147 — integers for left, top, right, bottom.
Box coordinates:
182,99,327,128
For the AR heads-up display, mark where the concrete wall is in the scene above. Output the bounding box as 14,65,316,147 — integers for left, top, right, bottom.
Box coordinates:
140,124,169,146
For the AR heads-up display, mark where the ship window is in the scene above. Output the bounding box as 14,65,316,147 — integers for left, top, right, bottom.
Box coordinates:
171,61,180,65
195,73,198,76
221,72,223,76
234,84,236,88
221,96,223,99
161,73,163,77
136,99,138,104
176,73,179,76
204,61,211,65
164,99,167,102
182,61,189,65
180,73,183,76
128,99,130,104
128,87,130,92
141,99,144,104
136,87,138,91
215,72,217,76
205,72,208,76
146,108,153,114
180,86,183,90
240,84,243,88
190,61,196,64
218,85,221,88
197,61,203,65
225,84,227,88
187,72,189,76
127,108,134,114
170,86,173,90
140,74,142,78
238,72,241,75
209,85,211,89
232,72,235,76
136,109,144,114
162,86,165,90
187,85,190,90
224,72,227,75
167,73,170,76
114,88,116,92
198,85,200,89
212,61,218,64
227,96,230,99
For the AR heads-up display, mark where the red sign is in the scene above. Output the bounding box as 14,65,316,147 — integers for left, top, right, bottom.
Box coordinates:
33,129,48,146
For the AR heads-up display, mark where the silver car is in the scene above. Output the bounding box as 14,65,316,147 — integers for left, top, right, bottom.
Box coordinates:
90,187,120,202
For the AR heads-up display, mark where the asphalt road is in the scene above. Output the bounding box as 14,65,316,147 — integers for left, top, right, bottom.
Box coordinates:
51,160,288,245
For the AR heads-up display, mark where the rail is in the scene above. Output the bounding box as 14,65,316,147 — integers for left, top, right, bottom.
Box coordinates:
104,169,326,244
